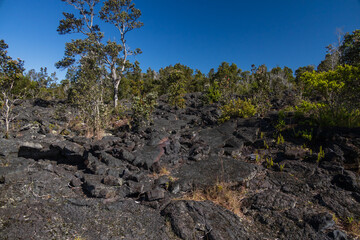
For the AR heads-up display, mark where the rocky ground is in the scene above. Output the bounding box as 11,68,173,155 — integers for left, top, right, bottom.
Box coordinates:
0,94,359,240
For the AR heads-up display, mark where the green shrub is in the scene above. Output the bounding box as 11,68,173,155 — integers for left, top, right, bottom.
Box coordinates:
294,128,313,141
205,81,222,104
298,65,360,127
295,100,360,127
275,111,286,131
168,81,186,108
251,96,272,117
219,98,256,123
131,92,158,127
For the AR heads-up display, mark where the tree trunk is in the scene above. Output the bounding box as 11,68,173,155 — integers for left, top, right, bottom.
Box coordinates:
112,66,121,108
4,97,10,134
114,80,120,108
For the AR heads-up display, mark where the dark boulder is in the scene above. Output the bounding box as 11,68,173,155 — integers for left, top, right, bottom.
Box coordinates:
332,170,360,193
162,200,259,240
305,212,335,232
174,155,258,191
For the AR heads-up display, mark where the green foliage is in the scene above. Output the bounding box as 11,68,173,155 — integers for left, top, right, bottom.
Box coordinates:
157,63,193,96
295,65,315,85
269,66,294,99
297,65,360,127
67,57,111,136
276,120,286,132
340,29,360,66
0,39,26,134
294,128,313,141
57,0,143,108
189,69,207,92
214,62,242,100
251,97,272,117
205,81,222,104
266,157,274,169
295,100,320,121
143,67,157,93
263,140,269,149
279,164,285,172
131,92,158,127
167,69,187,108
25,68,62,100
255,154,261,163
317,46,340,72
302,65,360,108
317,146,325,163
260,132,265,139
219,98,256,123
276,134,284,145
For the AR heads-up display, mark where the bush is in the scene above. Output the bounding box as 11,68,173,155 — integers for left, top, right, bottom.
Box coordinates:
168,81,186,108
131,92,158,127
295,100,360,127
205,81,222,104
298,65,360,127
219,98,256,123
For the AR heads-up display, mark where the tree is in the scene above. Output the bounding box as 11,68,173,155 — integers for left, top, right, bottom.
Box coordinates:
158,63,193,96
190,69,207,92
250,64,270,95
70,56,108,135
143,67,157,93
26,67,59,99
100,0,143,108
0,40,25,136
57,0,143,108
339,29,360,66
317,45,340,72
213,62,242,101
294,65,315,85
318,29,343,72
269,66,294,99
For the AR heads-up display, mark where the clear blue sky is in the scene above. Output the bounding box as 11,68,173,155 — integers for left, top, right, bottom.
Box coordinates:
1,0,360,81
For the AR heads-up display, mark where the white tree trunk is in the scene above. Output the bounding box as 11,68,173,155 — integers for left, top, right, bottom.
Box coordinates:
3,95,10,134
112,66,120,108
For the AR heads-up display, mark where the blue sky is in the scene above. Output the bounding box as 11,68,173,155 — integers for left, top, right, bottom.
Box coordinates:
1,0,360,81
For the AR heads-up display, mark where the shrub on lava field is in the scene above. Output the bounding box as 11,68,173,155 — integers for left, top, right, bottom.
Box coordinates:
205,81,222,104
219,98,256,123
131,92,158,127
298,64,360,127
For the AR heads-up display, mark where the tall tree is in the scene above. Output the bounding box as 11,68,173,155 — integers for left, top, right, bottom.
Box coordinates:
56,0,103,66
317,45,340,72
100,0,143,107
57,0,143,108
339,29,360,66
318,29,343,72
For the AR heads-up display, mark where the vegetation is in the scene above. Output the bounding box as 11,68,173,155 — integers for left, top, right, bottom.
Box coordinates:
300,64,360,127
131,92,157,127
0,40,26,136
181,182,246,217
56,0,143,109
1,0,360,138
317,146,325,163
219,98,256,123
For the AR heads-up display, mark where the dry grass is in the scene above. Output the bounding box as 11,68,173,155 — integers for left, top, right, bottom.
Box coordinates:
150,167,172,179
343,218,360,239
180,182,246,216
332,214,360,239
